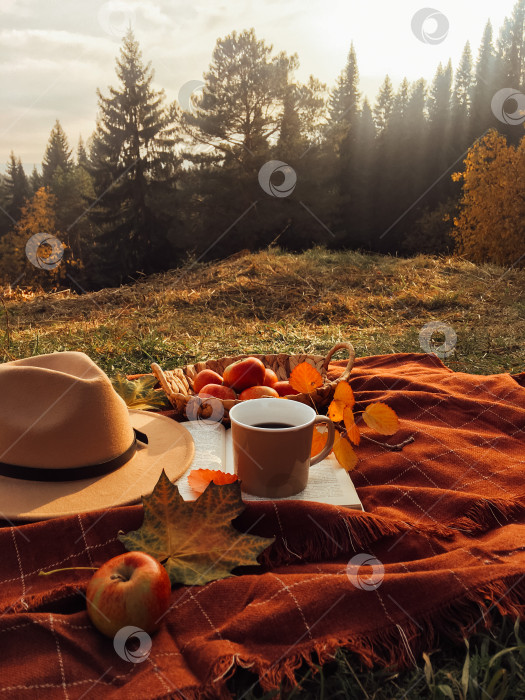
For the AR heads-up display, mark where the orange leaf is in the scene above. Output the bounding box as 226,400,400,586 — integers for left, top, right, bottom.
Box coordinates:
333,432,358,471
289,362,323,394
362,403,399,435
188,469,238,495
328,399,345,422
333,380,355,409
343,407,360,445
310,424,328,457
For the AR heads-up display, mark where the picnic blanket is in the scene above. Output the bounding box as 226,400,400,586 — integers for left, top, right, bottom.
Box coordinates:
1,352,524,699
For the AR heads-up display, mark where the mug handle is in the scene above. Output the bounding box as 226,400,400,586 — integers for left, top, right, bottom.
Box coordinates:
310,416,335,466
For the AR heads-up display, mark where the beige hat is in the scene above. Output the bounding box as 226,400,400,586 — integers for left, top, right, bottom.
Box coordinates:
0,351,194,521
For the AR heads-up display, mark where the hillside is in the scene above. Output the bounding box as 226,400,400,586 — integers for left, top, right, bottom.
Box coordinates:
1,249,523,377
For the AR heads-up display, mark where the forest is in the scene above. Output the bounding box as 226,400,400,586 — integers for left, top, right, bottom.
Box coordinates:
0,0,524,290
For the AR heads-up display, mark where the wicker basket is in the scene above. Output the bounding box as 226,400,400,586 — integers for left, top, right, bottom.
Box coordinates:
151,342,355,423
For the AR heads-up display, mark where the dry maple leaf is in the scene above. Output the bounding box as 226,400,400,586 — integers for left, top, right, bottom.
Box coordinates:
118,470,274,586
333,432,358,471
188,469,238,494
289,362,323,394
343,407,360,446
362,402,399,435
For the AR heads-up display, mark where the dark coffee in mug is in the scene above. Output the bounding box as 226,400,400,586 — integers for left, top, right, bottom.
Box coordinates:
251,422,294,429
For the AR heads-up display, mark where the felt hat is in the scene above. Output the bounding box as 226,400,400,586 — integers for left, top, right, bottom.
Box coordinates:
0,351,194,521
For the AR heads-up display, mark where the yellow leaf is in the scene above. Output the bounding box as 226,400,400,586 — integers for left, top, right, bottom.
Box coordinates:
328,399,345,422
310,424,328,457
333,432,358,471
343,407,360,445
362,402,399,435
333,380,355,409
289,362,323,394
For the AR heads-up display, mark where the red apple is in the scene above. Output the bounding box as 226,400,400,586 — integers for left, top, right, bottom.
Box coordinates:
239,385,280,400
274,381,300,397
222,357,266,392
86,552,171,638
193,369,224,394
198,384,237,400
262,368,279,387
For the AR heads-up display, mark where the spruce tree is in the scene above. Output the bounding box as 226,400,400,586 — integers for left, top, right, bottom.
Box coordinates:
42,121,73,184
470,22,498,139
497,0,525,87
325,44,362,247
373,76,395,132
87,29,180,286
3,152,29,223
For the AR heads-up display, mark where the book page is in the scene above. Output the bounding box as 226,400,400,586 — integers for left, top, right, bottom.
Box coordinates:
174,421,227,500
178,421,363,510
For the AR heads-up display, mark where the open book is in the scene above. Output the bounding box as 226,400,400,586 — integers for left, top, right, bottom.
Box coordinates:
177,421,364,510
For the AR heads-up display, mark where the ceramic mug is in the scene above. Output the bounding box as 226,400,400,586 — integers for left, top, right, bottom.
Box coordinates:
229,398,335,498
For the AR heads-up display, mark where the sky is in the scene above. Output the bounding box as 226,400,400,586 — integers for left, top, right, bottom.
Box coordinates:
0,0,520,172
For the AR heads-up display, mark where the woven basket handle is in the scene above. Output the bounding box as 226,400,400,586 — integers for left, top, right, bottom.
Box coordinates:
322,342,355,382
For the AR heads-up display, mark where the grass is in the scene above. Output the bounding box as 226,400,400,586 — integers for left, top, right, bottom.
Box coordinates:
1,247,524,697
1,248,524,377
228,614,525,699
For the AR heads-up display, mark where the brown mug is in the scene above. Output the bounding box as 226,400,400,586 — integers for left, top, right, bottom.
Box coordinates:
229,398,335,498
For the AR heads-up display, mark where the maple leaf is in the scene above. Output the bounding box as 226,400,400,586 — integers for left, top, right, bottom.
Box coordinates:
111,374,171,411
333,432,358,471
188,469,238,495
310,424,328,457
289,362,323,394
118,470,274,586
343,407,360,446
362,402,399,435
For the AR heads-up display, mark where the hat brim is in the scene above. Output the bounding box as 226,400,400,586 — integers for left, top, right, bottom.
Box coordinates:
0,410,195,522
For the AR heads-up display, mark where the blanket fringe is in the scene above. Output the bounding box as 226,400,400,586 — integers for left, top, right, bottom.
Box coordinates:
258,509,452,567
186,573,525,698
448,496,525,535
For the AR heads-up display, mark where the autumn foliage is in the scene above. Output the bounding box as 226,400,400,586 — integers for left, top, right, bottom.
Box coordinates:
452,130,525,267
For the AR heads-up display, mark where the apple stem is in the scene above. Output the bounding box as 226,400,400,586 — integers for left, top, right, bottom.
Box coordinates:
38,566,99,576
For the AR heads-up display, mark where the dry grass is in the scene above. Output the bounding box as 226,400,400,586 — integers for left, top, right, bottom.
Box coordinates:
1,247,523,377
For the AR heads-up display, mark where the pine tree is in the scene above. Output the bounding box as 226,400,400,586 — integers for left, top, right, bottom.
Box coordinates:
182,29,291,167
87,29,180,286
42,120,73,184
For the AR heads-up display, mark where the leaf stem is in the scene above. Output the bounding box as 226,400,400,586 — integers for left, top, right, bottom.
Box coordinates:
39,566,98,576
362,434,415,451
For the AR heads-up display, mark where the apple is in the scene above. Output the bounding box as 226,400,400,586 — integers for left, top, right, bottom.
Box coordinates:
222,357,265,392
262,368,279,387
198,384,237,400
239,385,280,400
274,381,300,397
86,552,171,638
193,369,224,394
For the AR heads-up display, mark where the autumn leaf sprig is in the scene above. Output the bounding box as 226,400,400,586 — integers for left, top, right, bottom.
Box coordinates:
289,362,401,471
